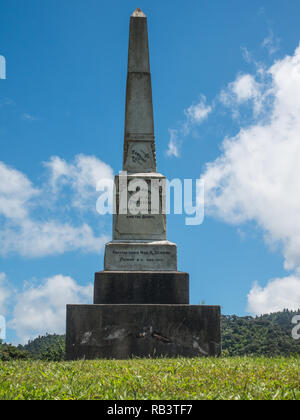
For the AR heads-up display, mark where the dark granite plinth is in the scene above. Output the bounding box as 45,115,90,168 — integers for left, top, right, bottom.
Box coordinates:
66,304,221,360
94,271,189,304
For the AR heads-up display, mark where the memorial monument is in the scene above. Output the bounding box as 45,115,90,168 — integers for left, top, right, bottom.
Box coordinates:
66,9,221,360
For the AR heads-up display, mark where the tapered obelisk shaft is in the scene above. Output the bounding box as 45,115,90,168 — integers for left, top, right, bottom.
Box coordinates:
123,8,156,173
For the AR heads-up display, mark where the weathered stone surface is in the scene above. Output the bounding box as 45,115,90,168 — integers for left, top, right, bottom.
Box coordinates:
124,141,156,173
124,73,154,137
123,9,156,172
104,241,177,271
113,173,167,241
94,271,189,304
128,11,150,73
131,8,147,19
66,304,221,360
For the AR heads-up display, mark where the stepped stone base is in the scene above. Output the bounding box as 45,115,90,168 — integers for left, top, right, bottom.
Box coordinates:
66,304,221,360
94,271,189,304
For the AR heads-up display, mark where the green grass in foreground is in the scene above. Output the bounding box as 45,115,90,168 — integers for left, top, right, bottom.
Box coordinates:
0,357,299,400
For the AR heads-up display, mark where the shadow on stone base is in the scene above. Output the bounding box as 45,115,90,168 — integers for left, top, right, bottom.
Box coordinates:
66,304,221,360
94,271,189,304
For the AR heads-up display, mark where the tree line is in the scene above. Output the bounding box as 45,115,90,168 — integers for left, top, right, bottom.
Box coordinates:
1,309,299,361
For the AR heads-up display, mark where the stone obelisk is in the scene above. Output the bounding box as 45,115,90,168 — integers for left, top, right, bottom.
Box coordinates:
123,7,156,174
104,7,177,273
66,9,221,360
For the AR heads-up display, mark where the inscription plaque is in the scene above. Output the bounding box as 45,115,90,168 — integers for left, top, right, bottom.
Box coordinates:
104,241,177,271
113,173,167,241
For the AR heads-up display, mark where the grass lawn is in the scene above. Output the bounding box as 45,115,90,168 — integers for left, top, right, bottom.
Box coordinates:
0,357,299,400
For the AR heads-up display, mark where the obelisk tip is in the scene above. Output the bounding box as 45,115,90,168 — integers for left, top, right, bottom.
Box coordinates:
131,8,146,18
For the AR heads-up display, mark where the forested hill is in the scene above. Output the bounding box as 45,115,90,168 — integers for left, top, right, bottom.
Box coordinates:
222,310,300,356
24,334,65,359
26,310,300,358
1,310,299,360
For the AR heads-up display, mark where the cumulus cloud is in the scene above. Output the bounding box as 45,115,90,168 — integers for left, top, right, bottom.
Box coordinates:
167,95,212,158
220,72,274,119
44,154,114,210
0,221,107,258
0,161,39,220
201,44,300,314
0,155,113,258
9,275,93,343
248,276,300,316
220,74,260,103
184,97,212,125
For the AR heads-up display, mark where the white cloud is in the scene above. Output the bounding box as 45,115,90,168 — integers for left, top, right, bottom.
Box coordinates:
247,276,300,315
201,44,300,314
241,47,252,64
166,129,180,158
44,156,70,191
44,154,114,209
220,72,272,118
0,273,11,315
0,155,113,258
0,98,14,107
167,95,212,158
231,74,260,102
184,96,212,125
262,30,280,56
9,275,93,343
21,113,39,122
0,161,39,220
0,55,6,80
0,220,108,258
203,45,300,271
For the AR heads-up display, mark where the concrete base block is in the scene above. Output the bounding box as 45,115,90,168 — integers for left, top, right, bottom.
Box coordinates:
66,304,221,360
94,271,189,304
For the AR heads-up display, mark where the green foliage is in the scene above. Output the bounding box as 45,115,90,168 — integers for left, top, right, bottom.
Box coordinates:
24,334,65,362
40,343,65,362
0,334,65,362
0,357,298,400
222,310,300,357
0,341,30,361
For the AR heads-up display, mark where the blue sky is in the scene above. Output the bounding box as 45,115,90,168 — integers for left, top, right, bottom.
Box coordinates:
1,0,300,344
